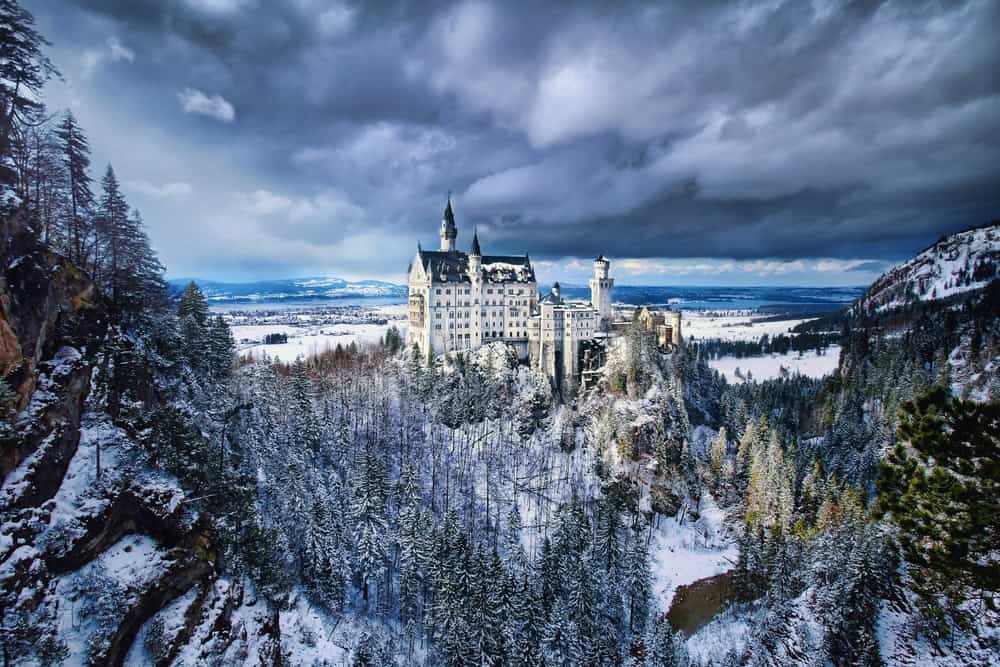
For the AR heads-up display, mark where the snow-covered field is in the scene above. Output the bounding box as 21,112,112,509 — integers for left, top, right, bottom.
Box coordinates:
682,312,820,342
222,303,408,362
708,345,842,383
649,493,737,610
237,323,407,361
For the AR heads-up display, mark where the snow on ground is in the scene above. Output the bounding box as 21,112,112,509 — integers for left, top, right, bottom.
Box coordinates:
229,324,303,342
686,606,754,664
857,223,999,313
280,589,430,665
279,596,351,666
708,345,841,383
373,303,408,318
877,593,1000,667
683,312,819,342
219,299,410,362
239,322,408,361
125,586,201,666
649,492,737,611
55,533,170,664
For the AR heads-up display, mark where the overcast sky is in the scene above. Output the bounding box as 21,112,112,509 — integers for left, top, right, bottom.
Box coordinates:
26,0,1000,286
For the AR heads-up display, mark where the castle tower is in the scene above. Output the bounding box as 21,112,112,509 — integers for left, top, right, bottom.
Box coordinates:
670,310,682,346
590,255,613,326
440,195,457,252
469,230,482,276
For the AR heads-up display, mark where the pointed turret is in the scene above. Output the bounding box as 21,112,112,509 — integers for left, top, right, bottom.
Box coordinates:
440,194,458,251
468,228,482,281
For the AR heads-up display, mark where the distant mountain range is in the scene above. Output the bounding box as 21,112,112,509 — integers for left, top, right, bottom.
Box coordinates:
852,222,999,314
168,276,407,303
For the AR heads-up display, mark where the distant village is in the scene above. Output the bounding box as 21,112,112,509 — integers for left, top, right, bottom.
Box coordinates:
407,198,683,389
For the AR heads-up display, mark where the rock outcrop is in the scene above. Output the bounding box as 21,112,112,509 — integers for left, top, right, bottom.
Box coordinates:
0,211,279,665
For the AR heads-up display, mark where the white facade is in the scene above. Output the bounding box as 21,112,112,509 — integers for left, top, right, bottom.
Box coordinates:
407,199,537,357
408,198,613,389
527,282,601,389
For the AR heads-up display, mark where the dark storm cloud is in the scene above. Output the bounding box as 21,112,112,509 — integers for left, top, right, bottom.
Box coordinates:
24,0,1000,281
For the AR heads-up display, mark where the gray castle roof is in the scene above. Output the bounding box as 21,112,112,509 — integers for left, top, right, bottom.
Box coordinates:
417,250,535,284
539,292,563,305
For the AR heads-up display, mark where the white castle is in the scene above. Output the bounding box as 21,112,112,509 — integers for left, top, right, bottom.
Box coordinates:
407,197,614,387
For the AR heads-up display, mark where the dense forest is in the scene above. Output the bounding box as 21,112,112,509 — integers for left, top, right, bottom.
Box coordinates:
1,2,998,665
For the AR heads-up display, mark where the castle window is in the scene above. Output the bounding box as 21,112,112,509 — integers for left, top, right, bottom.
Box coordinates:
436,288,441,294
446,288,451,294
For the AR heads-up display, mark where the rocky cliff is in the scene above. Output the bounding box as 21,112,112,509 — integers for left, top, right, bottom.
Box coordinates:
0,213,280,666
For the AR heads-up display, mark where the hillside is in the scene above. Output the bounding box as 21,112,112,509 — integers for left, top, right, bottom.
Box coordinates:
1,214,284,664
852,223,999,315
4,208,999,664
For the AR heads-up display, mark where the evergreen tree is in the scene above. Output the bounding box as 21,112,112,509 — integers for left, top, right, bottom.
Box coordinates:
510,575,544,667
178,281,211,370
541,595,582,667
646,614,689,666
55,110,94,268
207,315,236,379
625,531,652,634
502,505,529,576
94,163,129,300
0,0,58,173
877,387,1000,630
352,441,389,614
178,280,209,325
710,426,728,477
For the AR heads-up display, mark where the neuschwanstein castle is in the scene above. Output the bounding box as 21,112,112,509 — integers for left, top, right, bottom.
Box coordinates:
407,198,678,388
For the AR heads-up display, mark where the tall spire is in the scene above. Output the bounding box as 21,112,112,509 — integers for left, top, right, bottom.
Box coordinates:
440,192,457,251
444,192,455,225
471,228,481,256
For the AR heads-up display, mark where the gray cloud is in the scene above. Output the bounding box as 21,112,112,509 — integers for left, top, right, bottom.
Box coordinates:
24,0,1000,282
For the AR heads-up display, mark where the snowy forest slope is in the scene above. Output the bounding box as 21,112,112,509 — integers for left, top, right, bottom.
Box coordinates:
1,213,282,665
852,223,999,314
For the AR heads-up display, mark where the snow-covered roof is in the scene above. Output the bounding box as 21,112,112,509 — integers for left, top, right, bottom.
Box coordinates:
480,255,535,283
417,250,535,284
539,292,562,305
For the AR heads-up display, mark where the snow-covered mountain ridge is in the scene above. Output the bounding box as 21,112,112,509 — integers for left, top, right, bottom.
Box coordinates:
852,223,999,314
168,276,407,303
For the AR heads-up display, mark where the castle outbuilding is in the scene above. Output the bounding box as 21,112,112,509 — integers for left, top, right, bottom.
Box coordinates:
635,306,683,348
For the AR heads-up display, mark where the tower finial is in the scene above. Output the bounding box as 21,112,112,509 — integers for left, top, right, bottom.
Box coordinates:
471,226,481,256
440,192,458,251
